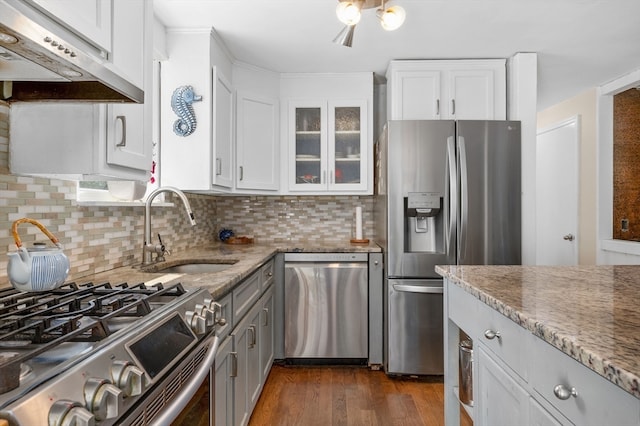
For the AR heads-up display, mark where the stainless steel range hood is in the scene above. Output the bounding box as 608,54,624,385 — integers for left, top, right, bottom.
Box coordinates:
0,0,143,103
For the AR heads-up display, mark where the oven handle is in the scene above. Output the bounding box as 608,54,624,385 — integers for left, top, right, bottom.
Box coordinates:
151,333,220,426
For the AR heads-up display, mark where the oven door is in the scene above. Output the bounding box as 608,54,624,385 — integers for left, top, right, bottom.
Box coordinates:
120,333,219,426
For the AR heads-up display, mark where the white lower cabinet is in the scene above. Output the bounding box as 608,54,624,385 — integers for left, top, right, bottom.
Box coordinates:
232,304,258,426
260,287,275,380
215,334,234,426
215,261,275,426
444,278,639,426
529,398,563,426
476,346,529,426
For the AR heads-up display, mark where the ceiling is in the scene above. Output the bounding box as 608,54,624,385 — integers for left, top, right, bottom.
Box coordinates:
153,0,640,111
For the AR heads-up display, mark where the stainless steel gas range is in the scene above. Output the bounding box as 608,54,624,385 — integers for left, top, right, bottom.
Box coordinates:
0,281,223,426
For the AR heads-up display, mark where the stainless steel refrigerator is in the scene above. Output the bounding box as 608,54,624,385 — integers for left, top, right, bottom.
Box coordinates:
374,120,521,375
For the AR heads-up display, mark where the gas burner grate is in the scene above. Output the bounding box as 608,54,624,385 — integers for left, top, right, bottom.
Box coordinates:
0,281,188,392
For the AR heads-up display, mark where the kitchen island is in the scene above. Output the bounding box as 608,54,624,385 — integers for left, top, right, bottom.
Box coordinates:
437,264,640,426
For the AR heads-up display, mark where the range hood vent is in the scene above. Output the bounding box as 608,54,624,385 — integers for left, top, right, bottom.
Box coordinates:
0,0,143,103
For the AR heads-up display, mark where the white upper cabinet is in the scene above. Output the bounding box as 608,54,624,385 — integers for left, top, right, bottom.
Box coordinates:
387,60,506,120
160,30,234,192
236,91,279,191
106,0,151,171
29,0,148,91
213,67,234,189
30,0,112,52
287,99,368,193
281,73,373,195
107,0,145,88
9,0,152,181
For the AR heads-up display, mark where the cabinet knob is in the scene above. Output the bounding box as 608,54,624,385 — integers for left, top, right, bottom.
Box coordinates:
483,329,501,340
553,384,578,400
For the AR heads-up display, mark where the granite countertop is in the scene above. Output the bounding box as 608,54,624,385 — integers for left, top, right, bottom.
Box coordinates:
71,241,380,299
436,264,640,399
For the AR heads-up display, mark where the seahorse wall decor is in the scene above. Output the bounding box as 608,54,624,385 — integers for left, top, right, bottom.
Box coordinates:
171,85,203,137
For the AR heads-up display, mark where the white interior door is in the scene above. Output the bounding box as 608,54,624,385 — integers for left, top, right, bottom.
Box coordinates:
535,116,580,265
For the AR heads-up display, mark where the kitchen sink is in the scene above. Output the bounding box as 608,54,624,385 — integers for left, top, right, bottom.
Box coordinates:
159,263,235,274
143,260,238,274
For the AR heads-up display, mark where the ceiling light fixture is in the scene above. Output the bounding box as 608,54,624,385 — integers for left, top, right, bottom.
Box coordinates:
333,24,357,48
333,0,405,47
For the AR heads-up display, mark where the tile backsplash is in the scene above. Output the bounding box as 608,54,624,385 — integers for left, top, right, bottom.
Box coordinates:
213,195,374,244
0,102,373,287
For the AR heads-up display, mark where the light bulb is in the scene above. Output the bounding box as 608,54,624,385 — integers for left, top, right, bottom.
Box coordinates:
378,5,406,31
336,2,361,26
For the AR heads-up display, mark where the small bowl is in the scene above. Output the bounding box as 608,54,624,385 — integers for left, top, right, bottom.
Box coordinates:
107,181,148,201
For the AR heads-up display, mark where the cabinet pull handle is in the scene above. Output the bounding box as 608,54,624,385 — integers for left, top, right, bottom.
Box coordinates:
436,99,440,116
248,325,256,348
451,99,456,115
230,352,238,377
239,166,244,181
116,115,126,147
553,384,578,400
484,329,501,340
262,307,269,326
216,158,222,176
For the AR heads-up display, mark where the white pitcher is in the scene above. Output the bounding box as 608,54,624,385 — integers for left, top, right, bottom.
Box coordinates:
7,218,69,292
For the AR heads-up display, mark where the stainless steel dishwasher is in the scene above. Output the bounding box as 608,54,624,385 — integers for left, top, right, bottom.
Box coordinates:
284,252,368,360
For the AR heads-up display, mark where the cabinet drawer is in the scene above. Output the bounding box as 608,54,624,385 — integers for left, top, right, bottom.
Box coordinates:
447,281,528,380
261,259,274,290
447,282,481,336
233,271,261,324
531,339,640,426
476,301,528,381
216,292,232,340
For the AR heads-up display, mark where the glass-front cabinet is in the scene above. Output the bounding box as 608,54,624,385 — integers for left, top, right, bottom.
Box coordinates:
289,99,367,193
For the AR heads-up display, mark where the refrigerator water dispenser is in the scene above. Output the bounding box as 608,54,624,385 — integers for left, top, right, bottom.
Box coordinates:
405,192,443,253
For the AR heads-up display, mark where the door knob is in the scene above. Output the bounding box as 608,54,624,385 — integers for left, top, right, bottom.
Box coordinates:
563,234,575,241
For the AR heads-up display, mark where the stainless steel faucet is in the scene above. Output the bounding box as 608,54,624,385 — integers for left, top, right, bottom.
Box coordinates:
142,186,196,266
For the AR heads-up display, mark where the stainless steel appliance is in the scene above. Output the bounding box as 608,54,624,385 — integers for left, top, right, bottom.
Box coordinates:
0,0,142,102
284,253,368,360
375,120,521,375
0,281,224,425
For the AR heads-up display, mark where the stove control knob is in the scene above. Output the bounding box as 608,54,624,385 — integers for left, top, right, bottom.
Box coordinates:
111,360,145,397
195,303,216,327
83,377,124,421
48,400,95,426
185,310,207,335
204,298,227,327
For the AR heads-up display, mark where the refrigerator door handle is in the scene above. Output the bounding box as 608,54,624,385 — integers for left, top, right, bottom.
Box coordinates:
459,135,468,260
446,136,457,257
392,284,444,294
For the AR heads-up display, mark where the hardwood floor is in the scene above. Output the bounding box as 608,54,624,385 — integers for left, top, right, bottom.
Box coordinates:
249,364,471,426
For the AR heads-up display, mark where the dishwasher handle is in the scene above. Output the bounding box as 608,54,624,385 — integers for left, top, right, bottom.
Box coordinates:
392,284,444,294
